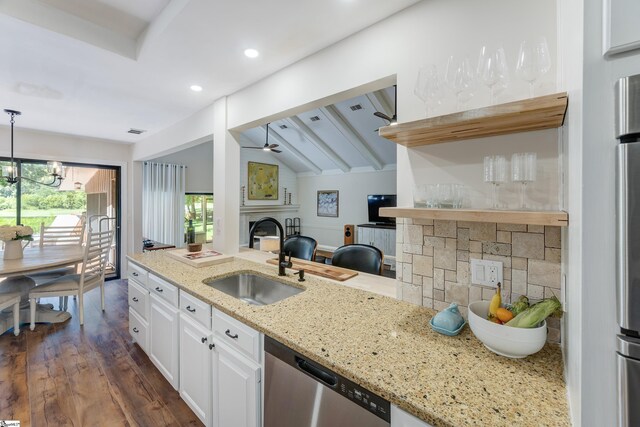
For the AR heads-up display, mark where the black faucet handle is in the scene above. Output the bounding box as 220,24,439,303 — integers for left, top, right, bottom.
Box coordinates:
297,269,305,282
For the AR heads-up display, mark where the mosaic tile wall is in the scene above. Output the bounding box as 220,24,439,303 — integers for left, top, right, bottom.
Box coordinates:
395,218,562,343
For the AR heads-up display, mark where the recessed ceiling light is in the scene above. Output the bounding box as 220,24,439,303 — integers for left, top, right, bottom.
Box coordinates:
244,48,259,58
190,85,203,92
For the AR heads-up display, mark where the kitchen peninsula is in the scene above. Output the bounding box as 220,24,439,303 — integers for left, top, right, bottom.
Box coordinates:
128,249,569,427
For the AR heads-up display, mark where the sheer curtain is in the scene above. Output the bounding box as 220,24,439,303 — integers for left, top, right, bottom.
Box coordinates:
142,162,186,248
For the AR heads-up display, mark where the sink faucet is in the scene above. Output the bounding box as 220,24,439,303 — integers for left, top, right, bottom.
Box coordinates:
248,217,291,276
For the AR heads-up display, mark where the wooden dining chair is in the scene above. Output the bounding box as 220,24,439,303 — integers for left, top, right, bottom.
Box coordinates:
28,220,86,309
29,227,114,329
0,292,21,336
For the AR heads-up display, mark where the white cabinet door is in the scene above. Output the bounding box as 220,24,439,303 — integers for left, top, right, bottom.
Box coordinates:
179,315,212,426
391,405,434,427
149,293,180,390
357,226,374,245
213,342,261,427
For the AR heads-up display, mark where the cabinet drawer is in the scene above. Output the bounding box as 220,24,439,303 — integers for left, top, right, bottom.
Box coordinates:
149,273,179,307
213,309,261,362
129,307,149,353
128,279,149,320
180,291,211,330
128,261,148,286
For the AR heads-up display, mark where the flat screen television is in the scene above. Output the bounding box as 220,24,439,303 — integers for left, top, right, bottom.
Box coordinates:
367,194,397,225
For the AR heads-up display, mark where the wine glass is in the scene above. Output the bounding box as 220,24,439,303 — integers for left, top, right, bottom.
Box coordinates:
483,155,507,209
480,47,510,104
414,65,444,117
511,152,537,209
445,56,475,110
516,37,551,97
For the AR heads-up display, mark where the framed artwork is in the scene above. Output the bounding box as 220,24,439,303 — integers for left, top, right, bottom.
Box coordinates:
317,190,339,217
248,161,279,200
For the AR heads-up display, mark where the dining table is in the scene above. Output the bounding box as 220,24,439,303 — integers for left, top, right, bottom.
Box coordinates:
0,245,85,335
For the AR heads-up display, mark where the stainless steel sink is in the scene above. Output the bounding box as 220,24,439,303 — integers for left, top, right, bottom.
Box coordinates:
204,273,304,306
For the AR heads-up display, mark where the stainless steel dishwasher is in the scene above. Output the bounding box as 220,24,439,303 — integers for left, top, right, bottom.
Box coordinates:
264,336,390,427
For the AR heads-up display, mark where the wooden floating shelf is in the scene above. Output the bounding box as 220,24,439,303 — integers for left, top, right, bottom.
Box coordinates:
380,207,568,227
379,92,568,147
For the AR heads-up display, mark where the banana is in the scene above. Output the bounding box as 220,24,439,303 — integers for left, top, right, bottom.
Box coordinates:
488,283,502,319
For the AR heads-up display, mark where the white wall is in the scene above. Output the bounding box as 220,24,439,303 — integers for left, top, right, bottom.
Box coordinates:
226,0,558,208
152,140,214,193
566,1,640,425
132,103,215,161
558,0,584,424
297,169,396,248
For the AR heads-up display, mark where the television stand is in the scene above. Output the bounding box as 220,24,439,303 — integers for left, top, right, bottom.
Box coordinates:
355,224,396,267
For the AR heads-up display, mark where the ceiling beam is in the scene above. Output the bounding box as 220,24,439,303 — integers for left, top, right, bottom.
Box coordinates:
366,90,393,118
319,106,383,170
285,117,350,173
264,126,322,175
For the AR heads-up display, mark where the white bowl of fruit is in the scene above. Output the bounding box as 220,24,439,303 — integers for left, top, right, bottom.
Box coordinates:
468,286,561,359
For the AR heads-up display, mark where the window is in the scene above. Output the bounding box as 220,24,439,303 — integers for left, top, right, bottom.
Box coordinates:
0,158,121,279
185,193,213,243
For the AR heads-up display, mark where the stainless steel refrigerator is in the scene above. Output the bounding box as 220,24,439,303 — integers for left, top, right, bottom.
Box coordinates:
616,74,640,427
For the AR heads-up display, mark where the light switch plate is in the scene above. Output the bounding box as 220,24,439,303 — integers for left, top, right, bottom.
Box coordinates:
470,258,503,287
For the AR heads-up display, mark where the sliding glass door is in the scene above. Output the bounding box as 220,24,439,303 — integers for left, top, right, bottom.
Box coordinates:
185,193,213,243
0,158,121,279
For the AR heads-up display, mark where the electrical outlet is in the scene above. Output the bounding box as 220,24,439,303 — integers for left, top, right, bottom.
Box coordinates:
470,259,503,287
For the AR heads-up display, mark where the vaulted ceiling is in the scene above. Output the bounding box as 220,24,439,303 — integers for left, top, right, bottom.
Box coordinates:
0,0,419,143
239,86,397,174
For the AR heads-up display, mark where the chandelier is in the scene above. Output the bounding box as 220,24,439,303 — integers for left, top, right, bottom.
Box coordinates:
3,109,63,187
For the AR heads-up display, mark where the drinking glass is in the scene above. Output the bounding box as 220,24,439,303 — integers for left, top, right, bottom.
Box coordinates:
414,65,444,118
511,152,537,209
516,37,551,97
483,155,507,209
445,56,475,110
413,184,428,207
436,184,464,209
425,184,439,208
479,47,509,104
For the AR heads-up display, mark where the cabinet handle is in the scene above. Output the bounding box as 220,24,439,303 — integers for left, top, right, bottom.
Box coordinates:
209,343,215,350
186,305,196,313
132,297,139,302
225,329,239,339
155,287,163,292
201,337,208,343
132,272,139,277
133,327,139,333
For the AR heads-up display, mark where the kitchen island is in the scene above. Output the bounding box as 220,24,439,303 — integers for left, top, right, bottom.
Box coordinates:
128,249,569,427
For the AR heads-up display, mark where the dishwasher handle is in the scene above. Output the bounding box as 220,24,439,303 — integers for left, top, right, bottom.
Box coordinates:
295,356,338,387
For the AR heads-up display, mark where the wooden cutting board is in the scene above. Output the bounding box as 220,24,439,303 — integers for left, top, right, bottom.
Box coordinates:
166,248,234,268
266,257,358,281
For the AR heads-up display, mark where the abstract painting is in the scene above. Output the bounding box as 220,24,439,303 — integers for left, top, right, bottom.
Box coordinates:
317,190,339,217
248,161,279,200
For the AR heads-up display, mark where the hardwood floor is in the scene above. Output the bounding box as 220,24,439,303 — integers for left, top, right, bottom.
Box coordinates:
0,279,203,427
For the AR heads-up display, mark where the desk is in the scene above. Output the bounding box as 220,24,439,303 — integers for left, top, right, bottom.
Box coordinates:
0,245,85,334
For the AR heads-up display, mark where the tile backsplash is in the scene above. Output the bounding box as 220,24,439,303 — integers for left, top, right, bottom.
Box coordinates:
395,218,562,343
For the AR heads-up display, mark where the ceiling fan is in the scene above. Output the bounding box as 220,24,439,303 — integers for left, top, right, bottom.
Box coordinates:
242,123,282,153
373,84,397,132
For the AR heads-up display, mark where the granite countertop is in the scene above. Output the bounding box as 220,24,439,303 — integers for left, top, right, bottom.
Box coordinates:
128,251,570,427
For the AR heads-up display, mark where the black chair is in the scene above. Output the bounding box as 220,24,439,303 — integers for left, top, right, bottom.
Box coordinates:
330,244,384,275
283,236,318,261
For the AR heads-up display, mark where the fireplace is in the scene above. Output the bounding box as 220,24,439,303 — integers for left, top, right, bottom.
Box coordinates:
249,221,277,237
